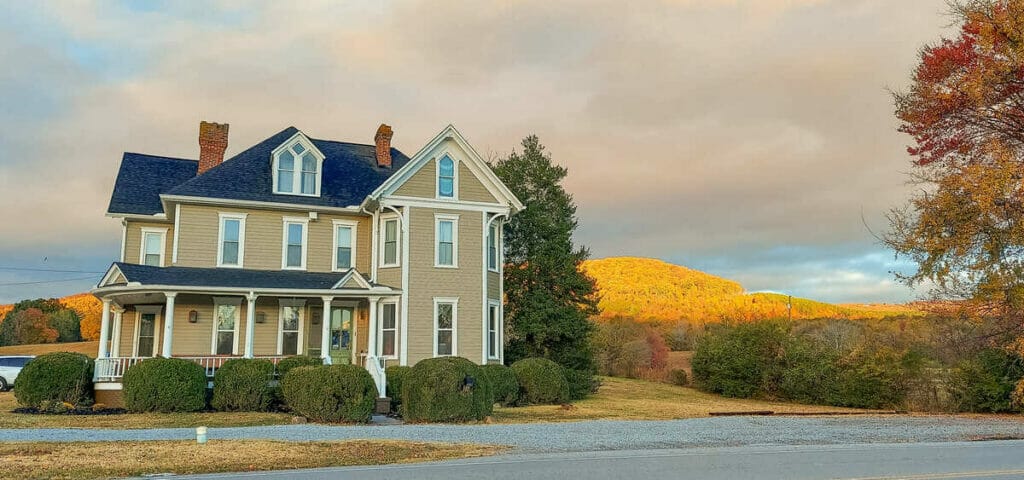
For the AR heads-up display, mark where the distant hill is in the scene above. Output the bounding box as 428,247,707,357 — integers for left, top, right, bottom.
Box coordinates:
581,257,921,323
0,293,102,341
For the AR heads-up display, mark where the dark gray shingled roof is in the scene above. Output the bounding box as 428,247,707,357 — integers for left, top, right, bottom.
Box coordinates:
107,153,198,215
111,262,358,290
107,127,412,215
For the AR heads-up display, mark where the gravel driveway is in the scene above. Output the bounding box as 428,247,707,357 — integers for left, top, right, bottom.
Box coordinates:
5,415,1024,452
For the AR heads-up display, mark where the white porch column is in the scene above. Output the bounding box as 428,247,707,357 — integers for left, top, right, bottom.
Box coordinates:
321,297,333,364
98,299,112,358
367,298,380,357
244,293,258,358
162,292,177,358
110,306,124,357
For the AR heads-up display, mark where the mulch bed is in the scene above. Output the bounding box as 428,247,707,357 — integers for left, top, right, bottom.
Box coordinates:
12,407,128,416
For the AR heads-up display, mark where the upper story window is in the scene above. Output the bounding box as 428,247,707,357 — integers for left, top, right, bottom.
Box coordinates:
381,217,400,268
282,217,309,270
435,214,459,268
333,220,357,271
437,155,457,199
272,135,323,196
487,224,499,272
218,213,247,268
139,228,167,267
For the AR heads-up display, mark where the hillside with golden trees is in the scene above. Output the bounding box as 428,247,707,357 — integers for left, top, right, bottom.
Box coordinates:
0,293,102,341
582,257,920,324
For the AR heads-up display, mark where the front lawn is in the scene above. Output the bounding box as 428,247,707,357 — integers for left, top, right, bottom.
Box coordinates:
492,376,873,423
2,440,504,480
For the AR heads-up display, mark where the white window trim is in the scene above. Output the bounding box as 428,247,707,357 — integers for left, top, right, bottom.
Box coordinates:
435,153,460,201
487,300,500,360
377,300,399,360
281,217,310,270
217,213,247,268
133,306,163,357
434,213,460,268
211,297,243,355
271,134,325,197
487,223,499,272
380,216,401,268
433,297,458,357
331,219,359,272
277,299,306,355
138,227,168,267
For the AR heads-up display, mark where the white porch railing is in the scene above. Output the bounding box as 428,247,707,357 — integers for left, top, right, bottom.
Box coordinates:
366,355,387,398
94,355,291,382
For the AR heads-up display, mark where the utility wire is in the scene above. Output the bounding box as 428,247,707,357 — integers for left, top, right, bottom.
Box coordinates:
0,267,105,274
0,276,98,287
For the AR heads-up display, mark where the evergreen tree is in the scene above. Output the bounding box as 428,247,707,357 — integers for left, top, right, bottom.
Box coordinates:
492,135,599,370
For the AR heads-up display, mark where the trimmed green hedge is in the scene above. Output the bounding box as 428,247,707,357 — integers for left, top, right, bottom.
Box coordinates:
563,368,599,401
402,357,493,422
280,365,376,423
13,352,93,408
123,358,207,413
481,364,520,407
211,359,275,412
385,365,411,413
511,358,568,405
275,356,323,379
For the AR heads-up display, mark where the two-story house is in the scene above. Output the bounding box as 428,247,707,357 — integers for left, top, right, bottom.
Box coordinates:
90,122,523,406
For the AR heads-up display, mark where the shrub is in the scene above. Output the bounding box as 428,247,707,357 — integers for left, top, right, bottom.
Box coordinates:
481,364,520,406
830,348,912,409
949,348,1024,413
211,359,275,412
401,357,493,422
691,322,788,398
280,364,376,423
385,365,411,413
13,352,93,408
275,356,323,379
123,358,207,413
668,369,689,386
775,337,839,404
511,358,568,405
563,368,599,401
593,318,670,378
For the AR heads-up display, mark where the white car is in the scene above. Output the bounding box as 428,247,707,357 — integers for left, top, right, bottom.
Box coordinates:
0,356,34,391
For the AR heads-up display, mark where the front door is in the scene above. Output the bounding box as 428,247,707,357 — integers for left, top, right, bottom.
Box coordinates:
329,307,353,364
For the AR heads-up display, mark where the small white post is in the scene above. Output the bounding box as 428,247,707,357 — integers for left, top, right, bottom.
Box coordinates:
367,297,379,357
321,297,333,364
244,293,257,358
98,299,112,359
162,292,177,358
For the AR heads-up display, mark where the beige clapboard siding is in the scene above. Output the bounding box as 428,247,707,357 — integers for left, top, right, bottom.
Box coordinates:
124,221,174,266
487,271,500,301
173,204,371,273
393,152,498,204
404,206,485,364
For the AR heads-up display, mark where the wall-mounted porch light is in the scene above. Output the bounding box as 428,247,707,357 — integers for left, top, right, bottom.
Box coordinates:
188,310,199,323
256,312,266,324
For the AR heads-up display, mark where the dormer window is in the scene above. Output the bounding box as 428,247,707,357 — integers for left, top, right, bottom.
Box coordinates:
437,155,456,199
272,134,323,196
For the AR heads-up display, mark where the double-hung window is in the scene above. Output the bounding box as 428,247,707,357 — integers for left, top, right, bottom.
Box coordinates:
282,218,308,269
218,213,246,267
212,298,241,355
435,214,458,268
434,298,457,356
279,302,304,355
333,221,356,271
381,217,399,267
437,155,456,198
139,228,166,267
487,224,498,271
488,302,500,360
380,302,397,358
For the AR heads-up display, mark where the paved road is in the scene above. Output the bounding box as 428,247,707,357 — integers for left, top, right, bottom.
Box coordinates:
179,440,1024,480
9,415,1024,451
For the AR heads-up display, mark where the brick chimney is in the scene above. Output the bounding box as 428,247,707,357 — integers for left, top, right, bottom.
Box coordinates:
198,121,229,175
375,123,393,168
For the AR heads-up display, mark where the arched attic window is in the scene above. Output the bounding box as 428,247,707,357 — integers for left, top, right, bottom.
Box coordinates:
273,135,324,196
437,154,457,199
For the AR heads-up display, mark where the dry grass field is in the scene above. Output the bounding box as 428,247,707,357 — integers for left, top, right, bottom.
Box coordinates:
0,341,98,358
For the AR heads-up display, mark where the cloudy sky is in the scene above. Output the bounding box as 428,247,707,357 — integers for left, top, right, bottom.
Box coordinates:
0,0,952,304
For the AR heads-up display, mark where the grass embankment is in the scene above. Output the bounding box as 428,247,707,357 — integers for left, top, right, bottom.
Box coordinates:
492,376,872,423
0,341,97,357
0,440,504,480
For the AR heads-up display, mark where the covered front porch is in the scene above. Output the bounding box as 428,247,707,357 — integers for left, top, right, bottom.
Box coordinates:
91,262,402,398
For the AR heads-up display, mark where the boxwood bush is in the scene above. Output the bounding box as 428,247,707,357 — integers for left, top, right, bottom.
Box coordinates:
211,359,275,412
401,357,493,422
13,352,93,408
123,358,207,413
481,364,520,407
280,364,376,423
511,358,568,405
385,365,411,413
275,356,323,379
563,368,599,401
